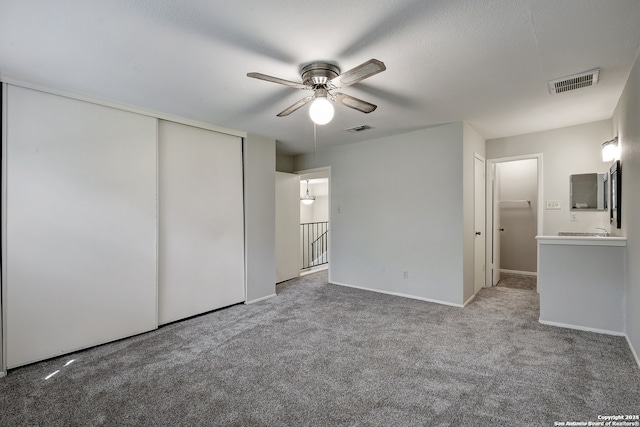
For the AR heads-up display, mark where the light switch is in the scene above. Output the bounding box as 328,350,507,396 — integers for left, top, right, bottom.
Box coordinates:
546,200,561,210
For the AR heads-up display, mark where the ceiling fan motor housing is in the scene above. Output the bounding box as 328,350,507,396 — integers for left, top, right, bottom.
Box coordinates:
301,63,340,87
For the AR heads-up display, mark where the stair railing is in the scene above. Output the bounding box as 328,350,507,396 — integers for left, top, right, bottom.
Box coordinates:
300,221,328,270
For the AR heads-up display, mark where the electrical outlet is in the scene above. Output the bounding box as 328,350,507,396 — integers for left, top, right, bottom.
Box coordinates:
403,271,409,279
546,200,561,210
570,213,578,222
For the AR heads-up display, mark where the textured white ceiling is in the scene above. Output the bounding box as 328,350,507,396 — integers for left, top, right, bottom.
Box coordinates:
2,1,640,155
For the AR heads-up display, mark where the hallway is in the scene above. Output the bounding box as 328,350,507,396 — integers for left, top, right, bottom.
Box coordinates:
497,272,537,292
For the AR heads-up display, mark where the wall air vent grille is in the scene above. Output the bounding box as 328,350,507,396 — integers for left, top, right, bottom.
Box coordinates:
345,125,373,133
548,68,600,94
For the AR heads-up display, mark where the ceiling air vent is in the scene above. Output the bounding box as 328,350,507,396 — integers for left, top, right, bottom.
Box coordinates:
548,68,600,94
345,125,373,133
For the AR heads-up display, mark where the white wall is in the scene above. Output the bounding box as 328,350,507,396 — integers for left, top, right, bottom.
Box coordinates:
294,123,466,306
497,159,538,272
463,123,486,301
244,134,276,303
612,48,640,363
486,120,612,236
300,180,328,224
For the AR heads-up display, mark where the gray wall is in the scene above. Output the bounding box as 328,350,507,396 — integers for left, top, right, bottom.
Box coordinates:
612,47,640,363
244,134,276,303
486,120,612,236
538,241,625,333
294,123,467,306
276,153,294,173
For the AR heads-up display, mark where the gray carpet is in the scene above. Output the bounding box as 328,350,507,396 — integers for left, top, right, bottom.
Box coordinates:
497,272,537,291
1,270,638,426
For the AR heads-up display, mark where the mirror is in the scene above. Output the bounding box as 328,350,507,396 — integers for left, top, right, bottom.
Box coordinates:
570,173,607,210
610,161,621,228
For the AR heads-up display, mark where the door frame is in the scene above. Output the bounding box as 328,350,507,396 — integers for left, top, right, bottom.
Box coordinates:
486,153,543,287
474,153,486,293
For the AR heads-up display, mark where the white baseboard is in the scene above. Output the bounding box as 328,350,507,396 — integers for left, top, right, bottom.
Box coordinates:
464,293,476,307
500,269,537,276
0,371,6,378
539,319,625,337
245,293,277,305
626,335,640,368
331,281,464,308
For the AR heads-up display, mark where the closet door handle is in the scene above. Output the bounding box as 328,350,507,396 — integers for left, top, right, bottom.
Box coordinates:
475,231,481,236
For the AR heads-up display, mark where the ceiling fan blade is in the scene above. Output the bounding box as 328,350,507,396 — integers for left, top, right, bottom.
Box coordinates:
329,59,386,88
247,72,307,90
332,93,377,113
277,96,314,117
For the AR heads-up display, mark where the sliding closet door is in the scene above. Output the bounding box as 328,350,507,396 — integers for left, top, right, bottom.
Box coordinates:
5,85,157,368
158,120,244,325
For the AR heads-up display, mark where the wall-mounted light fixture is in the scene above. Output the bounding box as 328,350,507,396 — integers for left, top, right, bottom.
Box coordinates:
602,136,619,162
300,180,315,205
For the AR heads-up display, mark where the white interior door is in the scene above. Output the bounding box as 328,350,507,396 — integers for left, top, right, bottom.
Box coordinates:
474,155,486,293
275,172,300,282
158,120,244,325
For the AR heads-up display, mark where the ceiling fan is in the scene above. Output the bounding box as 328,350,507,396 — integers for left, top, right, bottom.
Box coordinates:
247,58,386,125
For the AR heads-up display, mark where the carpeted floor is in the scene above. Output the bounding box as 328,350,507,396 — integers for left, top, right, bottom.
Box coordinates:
0,270,638,426
497,272,537,291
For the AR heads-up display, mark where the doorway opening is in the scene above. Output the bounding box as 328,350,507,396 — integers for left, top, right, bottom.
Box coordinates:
298,169,329,276
486,154,542,291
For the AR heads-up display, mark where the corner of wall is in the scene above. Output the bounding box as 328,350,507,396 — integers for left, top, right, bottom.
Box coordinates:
612,43,640,367
244,135,277,303
276,152,294,173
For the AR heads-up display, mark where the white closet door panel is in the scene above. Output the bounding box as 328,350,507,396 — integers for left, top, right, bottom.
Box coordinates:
5,86,157,368
158,120,244,325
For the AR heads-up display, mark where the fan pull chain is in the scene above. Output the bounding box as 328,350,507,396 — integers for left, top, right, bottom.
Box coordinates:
313,122,317,156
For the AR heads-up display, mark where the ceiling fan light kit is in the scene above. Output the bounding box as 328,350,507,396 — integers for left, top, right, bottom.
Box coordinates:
308,89,334,125
247,59,386,125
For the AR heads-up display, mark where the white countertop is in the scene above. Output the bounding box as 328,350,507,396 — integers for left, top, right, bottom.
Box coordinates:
536,235,627,246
